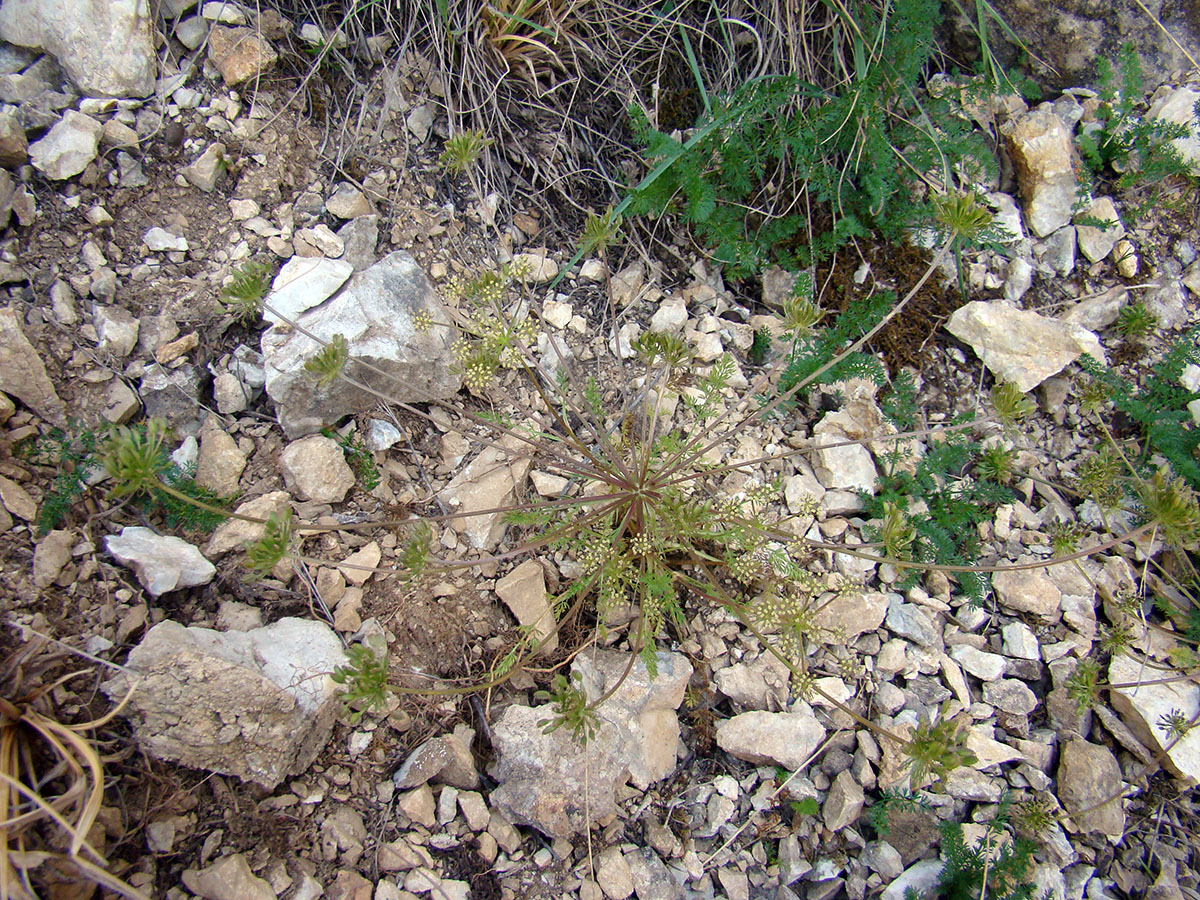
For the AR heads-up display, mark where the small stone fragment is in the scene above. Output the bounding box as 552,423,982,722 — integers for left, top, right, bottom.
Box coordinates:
182,853,276,900
513,251,558,284
28,111,102,180
32,529,74,588
279,435,355,503
1058,740,1125,837
1075,197,1125,263
326,183,373,219
494,559,557,654
208,25,278,86
182,142,227,192
105,526,216,596
715,708,826,770
144,227,189,252
992,566,1062,620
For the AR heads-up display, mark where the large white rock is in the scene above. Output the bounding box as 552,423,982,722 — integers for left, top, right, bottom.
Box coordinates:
28,111,103,181
1108,652,1200,784
488,650,691,837
104,618,347,789
0,0,156,97
263,256,354,325
946,301,1103,392
262,251,460,437
104,526,216,596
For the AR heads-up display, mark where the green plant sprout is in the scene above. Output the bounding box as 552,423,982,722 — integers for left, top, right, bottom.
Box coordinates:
17,424,100,535
1077,44,1196,192
902,709,977,789
323,426,381,491
1116,301,1157,339
331,643,392,723
218,260,274,323
535,672,598,745
439,130,493,175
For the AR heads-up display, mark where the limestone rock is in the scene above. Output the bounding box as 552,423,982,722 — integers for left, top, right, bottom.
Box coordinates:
0,110,27,168
327,183,374,219
144,226,189,253
596,847,634,900
576,649,692,790
206,491,291,558
182,853,276,900
811,410,878,494
293,224,344,258
1058,739,1125,837
648,295,687,334
609,263,644,307
336,215,379,272
181,142,226,192
0,309,63,425
392,724,479,790
715,707,826,770
0,0,156,97
139,364,202,428
489,650,690,837
1061,285,1127,333
94,304,139,357
195,423,246,497
513,251,558,284
207,25,278,86
1075,197,1125,263
946,301,1103,392
885,597,940,648
28,110,102,180
201,1,246,24
1001,621,1040,660
32,529,74,588
992,566,1062,620
263,256,354,326
1108,652,1200,784
823,768,865,832
625,849,684,900
262,251,461,438
279,434,355,503
983,678,1039,716
1004,107,1079,238
948,644,1008,681
1148,87,1200,173
440,435,531,550
813,590,887,640
882,859,944,900
104,526,216,596
176,16,209,50
495,560,557,654
105,618,346,789
713,653,790,712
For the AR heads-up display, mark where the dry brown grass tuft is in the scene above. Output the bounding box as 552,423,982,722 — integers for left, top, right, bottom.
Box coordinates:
0,635,147,900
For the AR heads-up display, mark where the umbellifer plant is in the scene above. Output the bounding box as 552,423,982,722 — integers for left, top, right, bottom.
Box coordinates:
223,183,1193,793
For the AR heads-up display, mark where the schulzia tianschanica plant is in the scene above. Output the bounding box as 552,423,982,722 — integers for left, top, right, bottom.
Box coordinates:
245,185,1186,795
